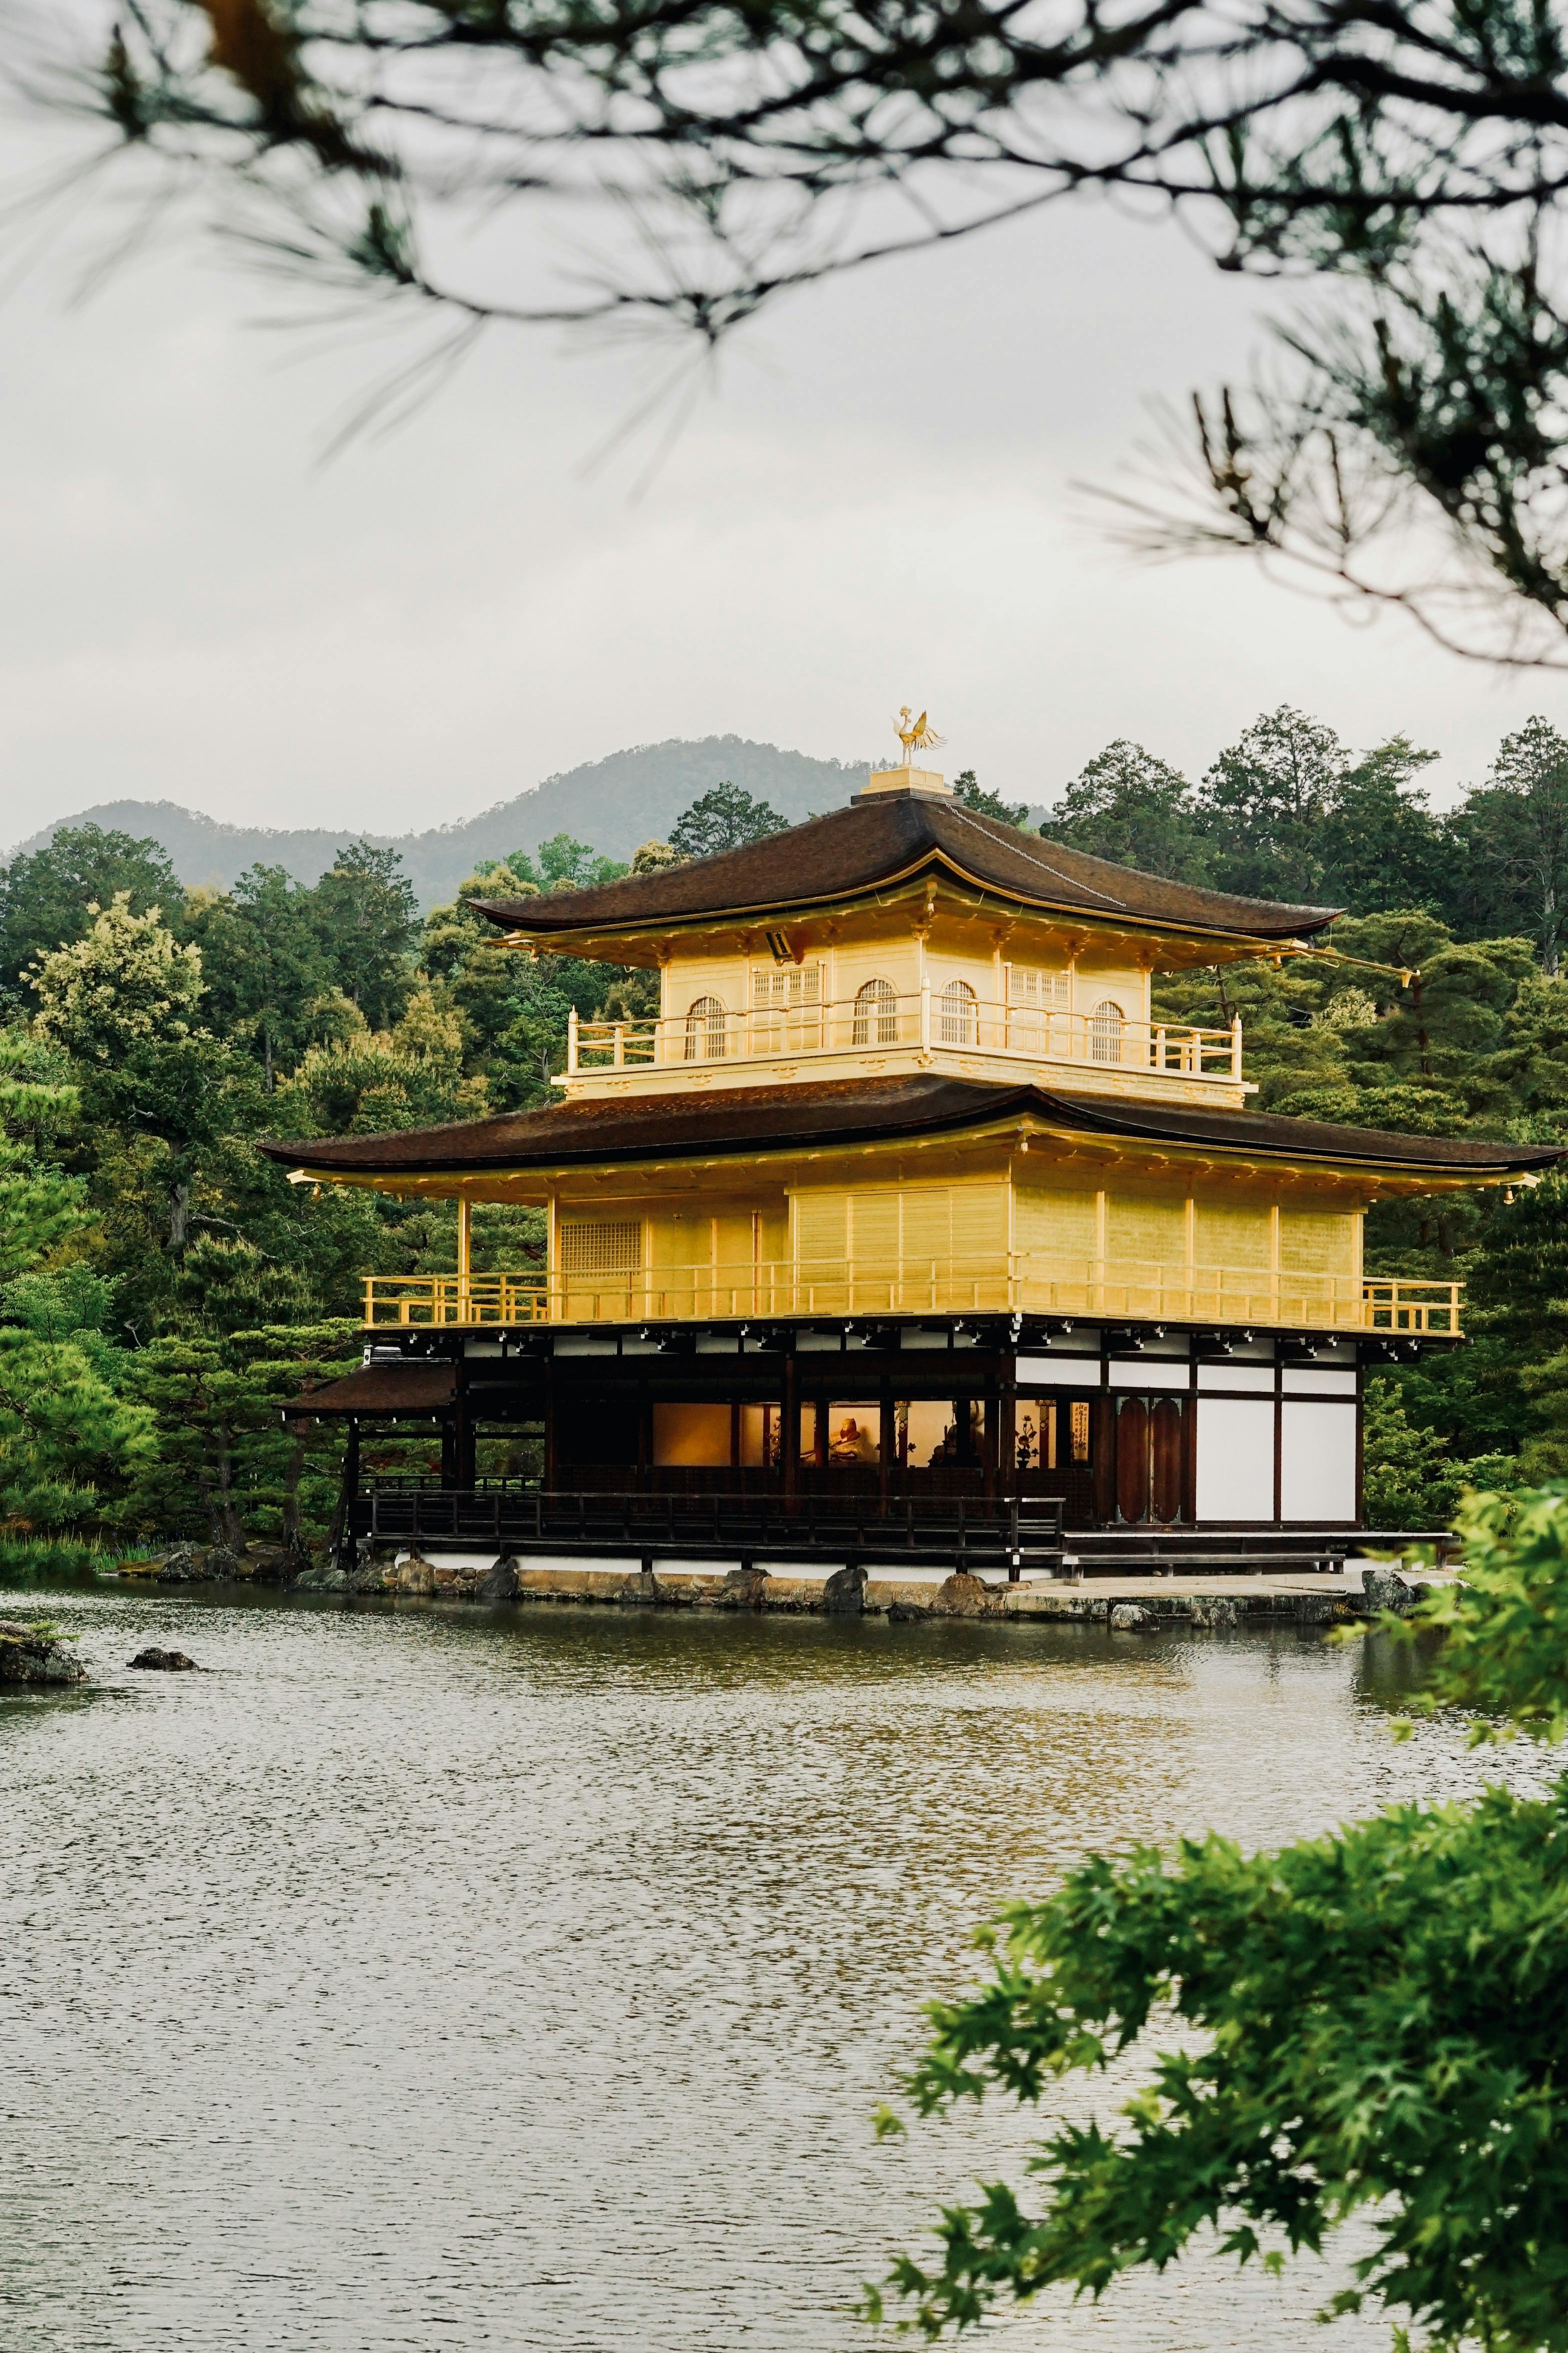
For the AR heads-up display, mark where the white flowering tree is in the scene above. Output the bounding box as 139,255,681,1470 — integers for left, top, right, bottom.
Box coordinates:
31,894,251,1253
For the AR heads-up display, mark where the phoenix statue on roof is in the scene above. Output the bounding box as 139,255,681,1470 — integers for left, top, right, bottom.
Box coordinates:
894,706,946,766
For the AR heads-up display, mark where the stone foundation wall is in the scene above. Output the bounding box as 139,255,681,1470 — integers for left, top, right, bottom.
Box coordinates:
111,1543,1370,1625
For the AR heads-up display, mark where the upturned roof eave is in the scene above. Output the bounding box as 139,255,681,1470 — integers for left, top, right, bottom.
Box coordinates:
258,1083,1559,1187
470,844,1340,954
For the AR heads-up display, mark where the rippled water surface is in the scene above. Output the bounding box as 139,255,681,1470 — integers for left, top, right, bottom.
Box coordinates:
0,1582,1514,2351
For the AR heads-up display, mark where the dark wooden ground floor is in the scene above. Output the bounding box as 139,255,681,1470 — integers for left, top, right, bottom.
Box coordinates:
299,1312,1446,1545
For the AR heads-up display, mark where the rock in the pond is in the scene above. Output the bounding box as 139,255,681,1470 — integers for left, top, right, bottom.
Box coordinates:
717,1565,771,1610
147,1542,211,1583
477,1559,520,1602
886,1599,931,1623
822,1564,866,1617
295,1563,348,1592
395,1554,438,1597
1187,1595,1238,1630
346,1553,395,1595
128,1647,199,1671
1360,1564,1418,1616
0,1620,87,1685
931,1570,999,1618
1109,1602,1156,1631
242,1542,302,1585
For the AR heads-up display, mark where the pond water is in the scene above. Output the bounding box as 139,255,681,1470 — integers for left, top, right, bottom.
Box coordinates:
0,1582,1521,2352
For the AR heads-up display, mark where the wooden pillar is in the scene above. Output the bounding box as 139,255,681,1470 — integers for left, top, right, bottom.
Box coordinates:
454,1405,476,1492
451,1351,475,1491
813,1397,828,1468
638,1380,652,1494
333,1417,361,1568
543,1360,558,1494
730,1397,742,1478
998,1376,1017,1500
1091,1390,1116,1525
782,1348,799,1511
879,1380,894,1514
981,1391,999,1502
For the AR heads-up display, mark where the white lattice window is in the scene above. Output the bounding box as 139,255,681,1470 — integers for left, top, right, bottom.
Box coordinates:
684,995,729,1060
1005,965,1070,1010
560,1220,642,1274
852,976,898,1044
751,964,821,1008
1089,998,1125,1063
938,978,977,1045
752,961,822,1052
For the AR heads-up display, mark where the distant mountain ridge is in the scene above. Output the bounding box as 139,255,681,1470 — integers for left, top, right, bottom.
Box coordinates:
9,735,1053,907
7,738,880,908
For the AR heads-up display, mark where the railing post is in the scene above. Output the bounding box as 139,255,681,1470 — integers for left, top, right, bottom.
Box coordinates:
614,1023,625,1068
1231,1014,1242,1081
567,1004,579,1075
1155,1024,1166,1072
920,978,931,1053
456,1197,471,1325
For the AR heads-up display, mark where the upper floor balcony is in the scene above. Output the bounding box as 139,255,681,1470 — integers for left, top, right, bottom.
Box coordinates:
362,1265,1461,1338
561,987,1247,1105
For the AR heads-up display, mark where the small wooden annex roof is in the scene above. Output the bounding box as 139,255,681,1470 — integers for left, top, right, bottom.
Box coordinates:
283,1362,457,1416
261,1076,1559,1183
470,797,1338,950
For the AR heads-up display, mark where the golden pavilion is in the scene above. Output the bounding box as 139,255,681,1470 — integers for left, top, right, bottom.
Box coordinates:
269,746,1556,1564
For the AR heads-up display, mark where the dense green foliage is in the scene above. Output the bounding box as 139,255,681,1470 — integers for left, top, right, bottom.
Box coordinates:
0,788,806,1557
0,1041,154,1567
1045,707,1568,950
668,779,787,858
952,771,1030,828
869,1486,1568,2349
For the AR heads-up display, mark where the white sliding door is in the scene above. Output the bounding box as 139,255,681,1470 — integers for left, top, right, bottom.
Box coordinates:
1195,1397,1275,1521
1280,1401,1356,1521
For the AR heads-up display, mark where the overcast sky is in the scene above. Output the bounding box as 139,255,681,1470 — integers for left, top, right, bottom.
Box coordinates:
5,110,1568,854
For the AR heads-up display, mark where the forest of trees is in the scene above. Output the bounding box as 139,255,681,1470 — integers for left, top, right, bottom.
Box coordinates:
4,718,1568,1565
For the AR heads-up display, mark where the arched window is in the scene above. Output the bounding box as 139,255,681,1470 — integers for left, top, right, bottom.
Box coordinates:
853,976,898,1045
684,995,728,1060
938,978,977,1046
1089,998,1125,1063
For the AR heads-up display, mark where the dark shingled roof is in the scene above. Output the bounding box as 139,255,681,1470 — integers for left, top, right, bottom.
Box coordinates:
285,1363,456,1415
260,1076,1560,1180
471,794,1338,945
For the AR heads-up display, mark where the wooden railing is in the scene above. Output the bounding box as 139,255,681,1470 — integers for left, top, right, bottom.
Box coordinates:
358,1481,1067,1578
363,1271,549,1325
361,1262,1462,1335
565,992,1242,1085
1361,1278,1462,1335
